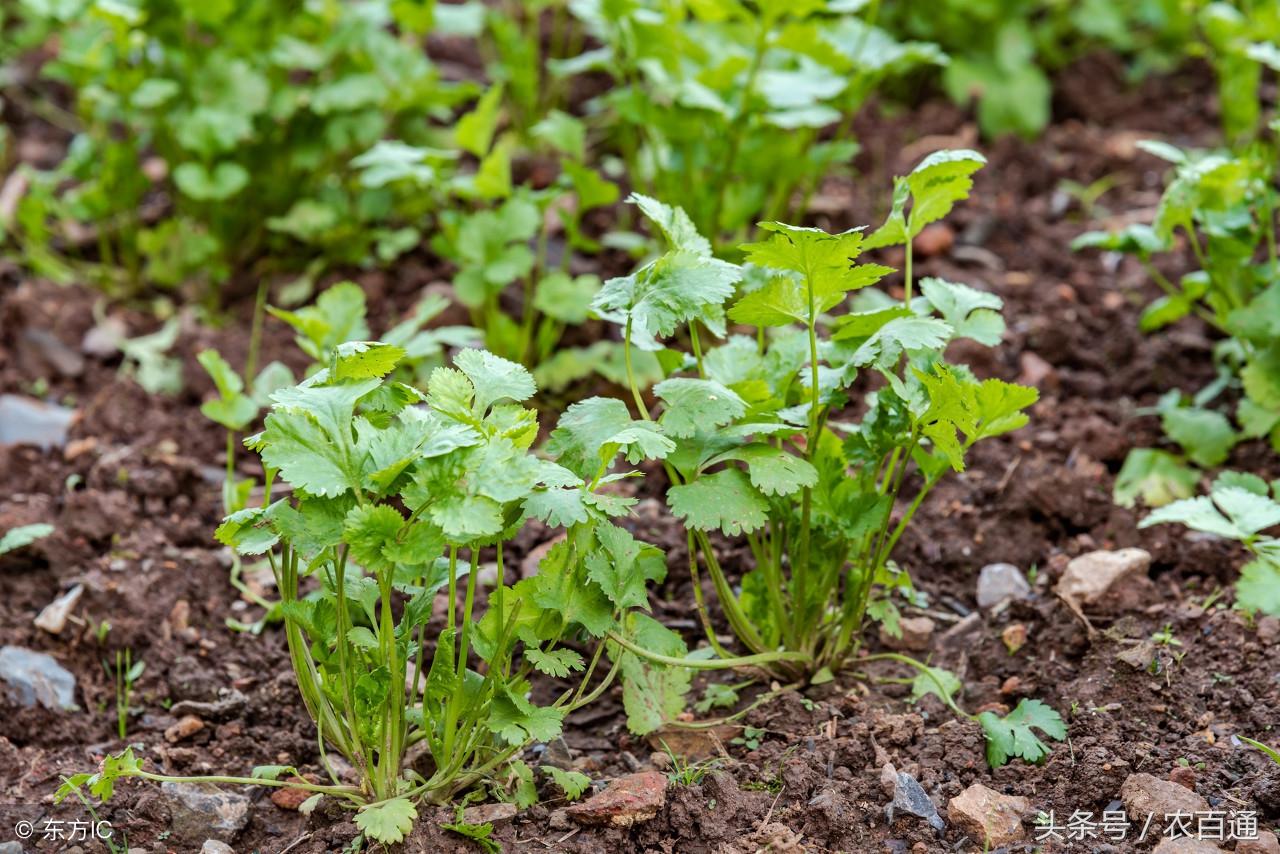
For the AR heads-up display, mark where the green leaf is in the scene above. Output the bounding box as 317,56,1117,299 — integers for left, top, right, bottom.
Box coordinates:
456,84,505,157
173,161,248,201
902,149,987,235
441,819,501,854
708,445,818,497
1236,558,1280,617
1161,406,1238,468
0,523,54,555
668,468,769,535
585,523,663,611
655,378,746,438
1113,449,1199,509
918,278,1005,346
630,193,712,256
594,251,741,348
331,341,406,380
455,349,536,410
614,614,694,735
909,664,962,705
525,647,586,678
531,110,586,160
489,689,565,744
355,798,417,845
546,396,675,478
978,698,1066,768
728,275,810,327
542,766,591,801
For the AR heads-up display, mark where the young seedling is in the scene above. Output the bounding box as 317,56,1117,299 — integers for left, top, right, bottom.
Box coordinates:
107,650,144,740
62,344,673,844
595,155,1064,769
1140,471,1280,617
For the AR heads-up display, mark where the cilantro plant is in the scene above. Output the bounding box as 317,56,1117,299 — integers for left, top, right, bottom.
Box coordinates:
1075,140,1280,506
561,0,943,240
10,0,467,294
881,0,1195,137
63,344,673,843
595,160,1062,766
1140,471,1280,617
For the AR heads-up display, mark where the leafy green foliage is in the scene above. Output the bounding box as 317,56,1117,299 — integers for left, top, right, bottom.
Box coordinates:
978,698,1068,767
1076,143,1280,477
596,176,1049,766
10,0,471,293
882,0,1197,137
355,798,417,845
542,766,591,802
1141,472,1280,616
209,343,672,832
560,1,943,237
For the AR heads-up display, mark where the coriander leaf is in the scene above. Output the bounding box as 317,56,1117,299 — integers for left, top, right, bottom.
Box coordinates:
918,278,1005,345
546,396,675,478
1236,558,1280,617
354,798,417,845
978,698,1066,768
708,445,818,497
668,468,769,535
1113,449,1199,509
630,193,712,256
902,149,986,235
655,378,746,438
613,613,694,735
331,341,406,379
585,523,663,610
542,766,591,801
1161,406,1238,468
728,275,811,327
524,647,586,678
454,349,536,410
593,251,741,348
909,664,962,705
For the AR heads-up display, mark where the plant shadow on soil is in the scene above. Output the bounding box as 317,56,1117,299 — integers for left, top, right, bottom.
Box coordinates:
1,57,1278,853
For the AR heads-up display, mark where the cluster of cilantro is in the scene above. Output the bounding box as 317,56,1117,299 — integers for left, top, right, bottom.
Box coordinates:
8,0,483,293
1072,36,1280,617
587,154,1063,765
197,342,671,842
561,0,944,237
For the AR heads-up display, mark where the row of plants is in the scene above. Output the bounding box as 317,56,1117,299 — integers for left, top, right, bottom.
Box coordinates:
2,1,1272,848
4,0,1264,306
1074,19,1280,617
57,162,1075,845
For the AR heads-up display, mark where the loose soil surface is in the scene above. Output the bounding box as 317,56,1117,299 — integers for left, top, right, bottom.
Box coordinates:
1,58,1277,853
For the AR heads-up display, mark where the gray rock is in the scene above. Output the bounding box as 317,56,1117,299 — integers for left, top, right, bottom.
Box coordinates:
201,842,235,854
461,802,517,825
976,563,1031,609
0,645,77,709
882,766,944,831
1056,548,1154,615
0,395,75,449
160,782,249,844
0,841,25,854
21,328,85,377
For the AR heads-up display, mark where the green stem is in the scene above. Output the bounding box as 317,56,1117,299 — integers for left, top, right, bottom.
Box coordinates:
245,278,269,381
624,316,648,418
862,652,976,722
606,631,808,671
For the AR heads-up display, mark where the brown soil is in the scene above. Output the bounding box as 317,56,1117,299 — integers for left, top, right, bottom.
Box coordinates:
1,57,1277,854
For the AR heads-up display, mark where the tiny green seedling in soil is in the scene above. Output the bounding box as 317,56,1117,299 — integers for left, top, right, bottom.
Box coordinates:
106,650,144,740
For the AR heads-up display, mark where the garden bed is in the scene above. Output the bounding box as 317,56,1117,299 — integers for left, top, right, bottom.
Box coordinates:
1,59,1278,854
